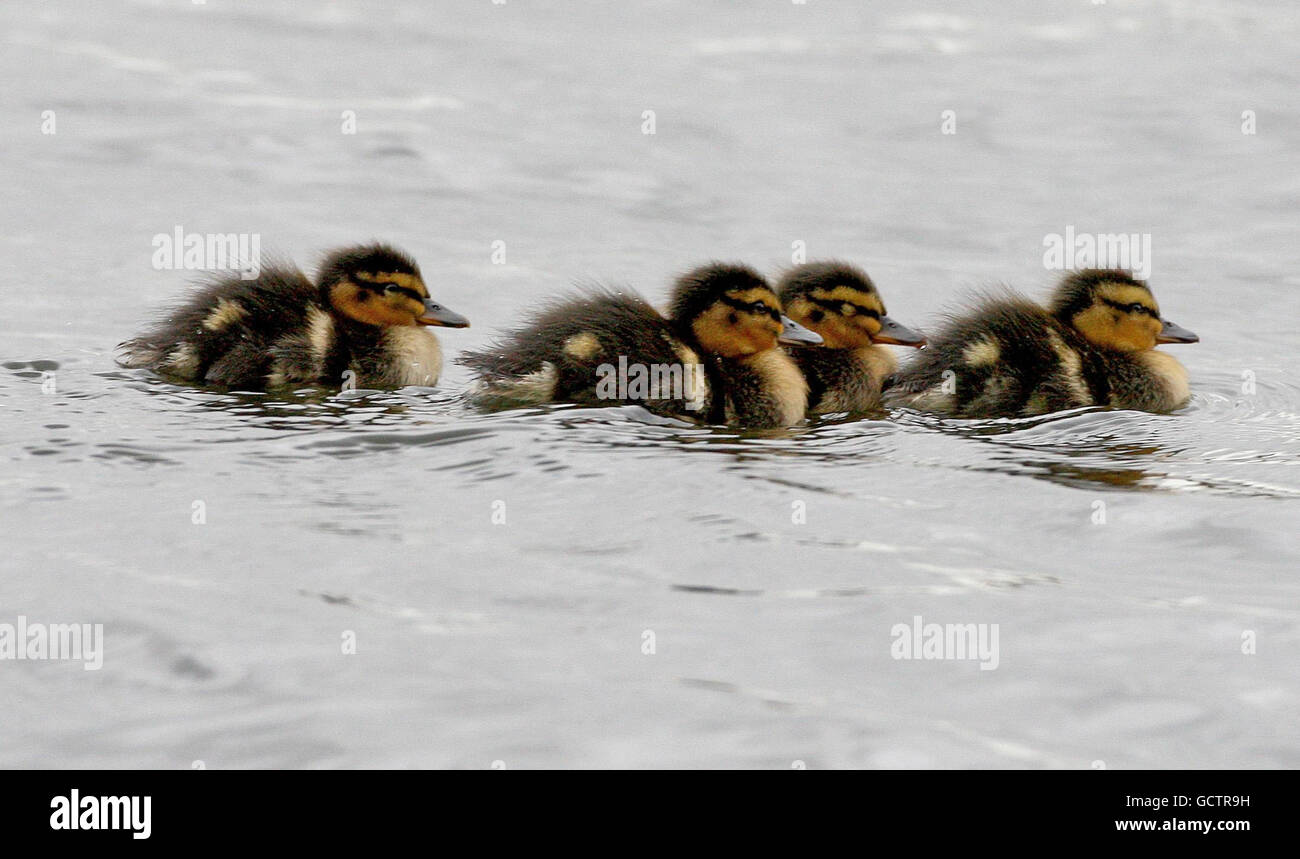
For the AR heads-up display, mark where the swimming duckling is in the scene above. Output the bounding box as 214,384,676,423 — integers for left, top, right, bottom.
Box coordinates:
886,268,1198,417
117,244,469,390
458,263,822,428
777,260,926,414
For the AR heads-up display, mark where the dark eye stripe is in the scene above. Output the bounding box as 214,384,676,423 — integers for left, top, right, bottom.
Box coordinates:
1101,298,1156,317
382,284,424,301
720,296,780,320
810,298,880,319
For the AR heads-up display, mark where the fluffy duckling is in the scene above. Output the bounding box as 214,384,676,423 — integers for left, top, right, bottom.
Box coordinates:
777,261,926,414
459,263,822,428
118,244,468,390
886,268,1198,417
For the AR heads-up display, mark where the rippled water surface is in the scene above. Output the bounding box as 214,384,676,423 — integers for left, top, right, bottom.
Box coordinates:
2,0,1298,768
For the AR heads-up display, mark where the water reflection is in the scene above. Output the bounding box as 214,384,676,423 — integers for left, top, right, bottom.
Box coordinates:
10,362,1292,501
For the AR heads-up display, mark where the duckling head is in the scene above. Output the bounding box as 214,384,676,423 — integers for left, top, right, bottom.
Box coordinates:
668,263,821,358
1050,269,1196,352
318,243,469,330
776,261,926,350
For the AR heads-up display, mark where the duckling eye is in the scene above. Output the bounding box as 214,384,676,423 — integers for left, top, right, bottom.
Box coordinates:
382,284,421,301
809,309,825,323
1128,303,1148,314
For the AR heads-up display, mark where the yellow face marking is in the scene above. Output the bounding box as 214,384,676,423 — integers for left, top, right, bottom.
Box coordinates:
810,286,884,316
329,280,423,328
1073,284,1163,352
692,298,782,358
784,287,884,349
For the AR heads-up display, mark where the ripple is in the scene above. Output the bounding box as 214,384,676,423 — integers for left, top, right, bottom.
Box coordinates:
298,426,497,457
3,358,61,382
886,383,1300,497
677,677,818,711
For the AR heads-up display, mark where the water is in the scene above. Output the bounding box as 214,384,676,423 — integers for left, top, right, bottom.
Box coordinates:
2,0,1297,768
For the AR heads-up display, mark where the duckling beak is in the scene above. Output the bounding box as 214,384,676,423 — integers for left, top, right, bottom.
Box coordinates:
418,300,470,328
779,315,823,346
873,316,927,347
1156,318,1198,344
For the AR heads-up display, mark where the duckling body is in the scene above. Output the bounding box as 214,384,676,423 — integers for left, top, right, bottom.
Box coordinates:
459,263,821,428
887,270,1197,417
711,345,811,427
118,244,468,390
793,345,899,413
777,261,925,414
459,289,709,418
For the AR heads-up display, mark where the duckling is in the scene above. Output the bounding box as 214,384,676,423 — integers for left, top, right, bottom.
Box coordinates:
886,268,1198,417
777,260,926,414
117,243,469,390
458,263,822,428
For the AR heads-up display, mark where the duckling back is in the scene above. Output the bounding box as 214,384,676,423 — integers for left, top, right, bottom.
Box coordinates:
887,292,1093,417
118,266,321,389
459,290,711,418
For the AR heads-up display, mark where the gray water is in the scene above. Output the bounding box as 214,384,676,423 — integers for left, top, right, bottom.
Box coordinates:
2,0,1297,768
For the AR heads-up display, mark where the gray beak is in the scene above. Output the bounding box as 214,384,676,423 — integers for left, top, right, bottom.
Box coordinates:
1156,318,1198,344
873,315,926,347
418,299,470,328
779,315,823,346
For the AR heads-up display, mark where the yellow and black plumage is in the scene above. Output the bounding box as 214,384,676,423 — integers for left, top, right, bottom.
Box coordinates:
886,269,1198,417
777,260,925,414
117,244,469,390
458,263,822,428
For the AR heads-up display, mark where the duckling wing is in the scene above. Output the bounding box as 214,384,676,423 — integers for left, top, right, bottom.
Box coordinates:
118,267,317,388
459,290,648,375
460,290,701,414
888,295,1077,417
